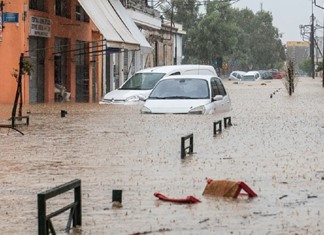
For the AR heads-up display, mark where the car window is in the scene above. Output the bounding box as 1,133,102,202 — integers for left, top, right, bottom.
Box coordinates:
210,78,219,97
215,79,226,96
120,72,166,90
170,72,181,75
149,79,209,99
211,78,227,97
242,75,255,81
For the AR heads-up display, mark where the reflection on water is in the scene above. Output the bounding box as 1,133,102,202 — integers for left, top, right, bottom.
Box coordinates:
0,78,324,234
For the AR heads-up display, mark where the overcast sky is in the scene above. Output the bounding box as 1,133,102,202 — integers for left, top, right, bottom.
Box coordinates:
232,0,324,43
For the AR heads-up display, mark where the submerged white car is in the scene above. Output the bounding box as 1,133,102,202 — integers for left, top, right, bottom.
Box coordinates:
241,71,261,81
99,65,217,104
229,71,246,80
141,75,231,114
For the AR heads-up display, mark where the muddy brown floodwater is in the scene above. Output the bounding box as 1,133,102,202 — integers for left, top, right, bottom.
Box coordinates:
1,77,324,235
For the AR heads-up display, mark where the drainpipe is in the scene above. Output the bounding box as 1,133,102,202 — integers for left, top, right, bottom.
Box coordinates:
102,45,106,95
119,52,124,86
110,54,114,90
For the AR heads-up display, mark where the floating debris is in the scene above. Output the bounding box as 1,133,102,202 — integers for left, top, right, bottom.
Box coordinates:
199,218,210,223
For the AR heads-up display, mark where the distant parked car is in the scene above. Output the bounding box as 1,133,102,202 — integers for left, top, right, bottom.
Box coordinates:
259,70,272,80
141,75,231,114
99,65,217,104
229,71,246,80
271,71,286,79
241,71,261,81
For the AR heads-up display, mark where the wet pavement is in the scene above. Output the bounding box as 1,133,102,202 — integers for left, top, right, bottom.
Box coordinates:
1,77,324,235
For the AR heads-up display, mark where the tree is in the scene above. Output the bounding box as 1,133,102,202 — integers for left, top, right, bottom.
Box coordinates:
300,58,313,76
161,0,286,69
160,0,200,30
316,60,323,72
185,1,241,64
247,11,285,69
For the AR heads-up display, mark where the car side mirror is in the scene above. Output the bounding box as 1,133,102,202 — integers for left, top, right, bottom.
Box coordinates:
213,95,223,101
138,95,147,101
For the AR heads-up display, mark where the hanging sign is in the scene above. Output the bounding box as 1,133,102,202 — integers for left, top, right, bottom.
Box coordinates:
30,15,51,38
3,12,19,23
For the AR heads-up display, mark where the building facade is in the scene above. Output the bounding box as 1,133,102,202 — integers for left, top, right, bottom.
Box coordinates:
0,0,102,104
0,0,184,105
286,41,310,74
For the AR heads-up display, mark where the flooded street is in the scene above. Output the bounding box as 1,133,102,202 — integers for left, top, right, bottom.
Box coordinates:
1,77,324,234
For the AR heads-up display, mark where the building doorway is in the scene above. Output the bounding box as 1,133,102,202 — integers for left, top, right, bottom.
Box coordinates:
75,40,89,102
29,36,46,103
54,37,69,102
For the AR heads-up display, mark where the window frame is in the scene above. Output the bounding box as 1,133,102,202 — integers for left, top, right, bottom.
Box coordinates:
55,0,71,18
211,77,227,97
75,3,89,22
29,0,46,12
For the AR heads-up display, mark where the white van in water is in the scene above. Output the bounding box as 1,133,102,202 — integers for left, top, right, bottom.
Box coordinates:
99,64,217,104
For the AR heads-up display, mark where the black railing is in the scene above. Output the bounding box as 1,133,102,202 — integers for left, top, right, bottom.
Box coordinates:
213,120,222,136
181,133,194,159
38,179,82,235
224,116,232,128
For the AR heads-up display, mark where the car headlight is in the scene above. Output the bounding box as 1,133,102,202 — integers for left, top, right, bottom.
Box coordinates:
140,106,152,114
125,95,140,102
99,99,110,104
188,105,206,114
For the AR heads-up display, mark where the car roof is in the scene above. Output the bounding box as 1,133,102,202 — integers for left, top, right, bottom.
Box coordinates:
136,65,216,74
231,71,246,74
160,74,217,82
245,71,259,75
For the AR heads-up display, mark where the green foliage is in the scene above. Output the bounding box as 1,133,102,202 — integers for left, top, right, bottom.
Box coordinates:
299,58,312,76
160,0,200,30
316,60,323,72
22,59,33,76
161,0,286,69
11,59,33,79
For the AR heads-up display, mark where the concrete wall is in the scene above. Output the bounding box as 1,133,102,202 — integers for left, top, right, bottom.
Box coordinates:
0,1,26,105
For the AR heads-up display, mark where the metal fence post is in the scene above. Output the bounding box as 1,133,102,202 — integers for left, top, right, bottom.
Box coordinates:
74,183,82,227
181,133,194,159
224,116,232,128
213,120,222,136
38,194,47,235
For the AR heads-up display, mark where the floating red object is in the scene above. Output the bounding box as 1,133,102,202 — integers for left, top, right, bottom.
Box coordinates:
154,192,201,203
203,179,257,198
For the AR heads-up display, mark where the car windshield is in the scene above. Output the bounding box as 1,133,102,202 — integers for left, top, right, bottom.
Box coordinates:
242,75,256,81
149,78,210,99
119,73,166,90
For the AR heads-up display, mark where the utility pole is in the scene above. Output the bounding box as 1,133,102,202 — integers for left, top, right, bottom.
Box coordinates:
311,9,315,79
314,0,324,87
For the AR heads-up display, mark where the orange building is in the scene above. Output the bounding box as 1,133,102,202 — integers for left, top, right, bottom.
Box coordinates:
0,1,185,106
0,0,102,104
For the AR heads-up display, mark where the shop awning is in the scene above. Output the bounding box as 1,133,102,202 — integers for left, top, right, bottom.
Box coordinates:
109,0,152,54
78,0,140,51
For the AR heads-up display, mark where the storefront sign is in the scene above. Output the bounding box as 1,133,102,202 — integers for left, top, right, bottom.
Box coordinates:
3,12,19,23
30,16,51,38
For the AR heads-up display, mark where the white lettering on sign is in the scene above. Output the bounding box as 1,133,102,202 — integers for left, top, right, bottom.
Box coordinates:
30,16,51,38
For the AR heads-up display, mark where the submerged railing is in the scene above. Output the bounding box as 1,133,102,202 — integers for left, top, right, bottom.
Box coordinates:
37,179,82,235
